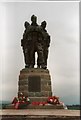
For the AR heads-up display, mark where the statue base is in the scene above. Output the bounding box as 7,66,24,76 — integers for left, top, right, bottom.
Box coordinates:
4,68,65,110
18,68,52,97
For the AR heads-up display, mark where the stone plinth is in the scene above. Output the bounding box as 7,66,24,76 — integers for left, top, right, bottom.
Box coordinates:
18,68,52,100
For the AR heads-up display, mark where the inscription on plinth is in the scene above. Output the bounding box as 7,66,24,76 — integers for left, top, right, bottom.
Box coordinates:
28,76,41,92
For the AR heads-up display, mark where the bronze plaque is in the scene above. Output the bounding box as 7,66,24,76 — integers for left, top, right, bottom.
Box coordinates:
28,76,41,92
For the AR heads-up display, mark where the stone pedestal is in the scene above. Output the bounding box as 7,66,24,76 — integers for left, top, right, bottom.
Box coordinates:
18,68,52,102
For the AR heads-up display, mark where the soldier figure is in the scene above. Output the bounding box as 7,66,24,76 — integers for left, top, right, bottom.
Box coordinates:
21,15,50,69
42,21,50,69
21,21,31,68
37,21,50,69
28,15,45,68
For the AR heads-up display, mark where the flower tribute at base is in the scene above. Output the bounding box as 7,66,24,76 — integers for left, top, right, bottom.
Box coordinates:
12,92,64,109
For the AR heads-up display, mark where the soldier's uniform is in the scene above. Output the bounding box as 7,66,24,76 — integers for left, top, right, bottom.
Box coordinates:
25,25,45,68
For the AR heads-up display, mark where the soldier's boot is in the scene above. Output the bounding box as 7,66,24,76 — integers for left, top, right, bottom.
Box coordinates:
41,64,47,69
25,64,29,68
29,64,34,68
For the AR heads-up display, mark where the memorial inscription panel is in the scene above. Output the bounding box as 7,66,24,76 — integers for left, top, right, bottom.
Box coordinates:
28,76,41,92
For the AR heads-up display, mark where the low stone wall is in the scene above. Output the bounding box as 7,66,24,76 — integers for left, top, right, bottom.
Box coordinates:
1,115,80,120
0,109,80,120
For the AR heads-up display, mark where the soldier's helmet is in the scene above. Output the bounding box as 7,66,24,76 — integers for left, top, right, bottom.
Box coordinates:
24,21,30,28
41,21,47,29
31,15,37,23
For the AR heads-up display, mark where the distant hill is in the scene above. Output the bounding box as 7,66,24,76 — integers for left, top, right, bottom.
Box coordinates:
67,105,80,110
0,101,11,109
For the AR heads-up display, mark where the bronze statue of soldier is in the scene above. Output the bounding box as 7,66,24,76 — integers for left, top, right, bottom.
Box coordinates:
37,21,50,69
21,15,50,69
21,21,30,68
29,15,45,68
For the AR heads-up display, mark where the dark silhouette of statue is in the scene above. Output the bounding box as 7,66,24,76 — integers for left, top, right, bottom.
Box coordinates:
21,21,30,68
21,15,51,69
37,21,50,69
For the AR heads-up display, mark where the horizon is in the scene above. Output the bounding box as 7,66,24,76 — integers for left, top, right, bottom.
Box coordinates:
0,100,80,106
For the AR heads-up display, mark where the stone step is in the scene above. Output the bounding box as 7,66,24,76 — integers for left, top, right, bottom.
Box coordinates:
4,103,64,109
1,115,80,120
0,109,80,120
29,97,50,102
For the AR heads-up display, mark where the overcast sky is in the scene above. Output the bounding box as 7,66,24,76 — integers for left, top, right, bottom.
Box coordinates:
0,1,80,105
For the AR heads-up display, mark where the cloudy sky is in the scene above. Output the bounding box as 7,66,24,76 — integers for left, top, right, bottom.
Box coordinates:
0,1,80,105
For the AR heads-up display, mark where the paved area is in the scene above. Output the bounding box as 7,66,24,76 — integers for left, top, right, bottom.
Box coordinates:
0,109,80,116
